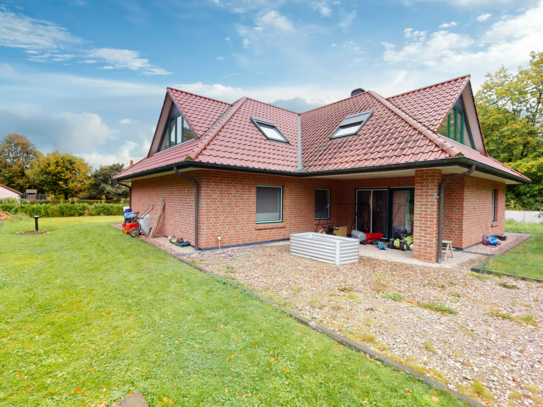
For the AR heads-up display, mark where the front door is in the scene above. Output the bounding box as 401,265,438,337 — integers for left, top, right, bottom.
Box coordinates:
356,189,388,237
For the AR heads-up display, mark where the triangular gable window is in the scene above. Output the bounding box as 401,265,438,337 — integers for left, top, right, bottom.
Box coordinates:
158,113,197,152
251,117,289,143
437,103,474,148
330,110,373,139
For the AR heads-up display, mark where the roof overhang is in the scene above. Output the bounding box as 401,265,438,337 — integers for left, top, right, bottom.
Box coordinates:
115,157,529,185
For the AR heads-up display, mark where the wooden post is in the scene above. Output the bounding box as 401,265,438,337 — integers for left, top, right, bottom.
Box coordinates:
150,198,165,238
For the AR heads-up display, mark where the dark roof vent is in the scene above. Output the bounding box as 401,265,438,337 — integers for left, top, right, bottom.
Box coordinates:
351,88,365,97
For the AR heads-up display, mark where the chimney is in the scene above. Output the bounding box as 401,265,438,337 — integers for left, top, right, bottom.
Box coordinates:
351,88,365,97
130,160,134,167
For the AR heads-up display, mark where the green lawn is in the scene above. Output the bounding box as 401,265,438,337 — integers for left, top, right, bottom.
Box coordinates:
481,220,543,280
0,217,464,406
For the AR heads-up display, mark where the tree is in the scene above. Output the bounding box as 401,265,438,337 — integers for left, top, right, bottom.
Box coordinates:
26,151,91,198
476,51,543,210
0,134,42,192
88,163,129,199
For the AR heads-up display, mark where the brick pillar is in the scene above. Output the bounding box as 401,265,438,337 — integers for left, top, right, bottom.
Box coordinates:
413,169,442,262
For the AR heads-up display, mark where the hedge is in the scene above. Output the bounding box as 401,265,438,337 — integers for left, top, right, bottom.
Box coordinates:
0,202,124,217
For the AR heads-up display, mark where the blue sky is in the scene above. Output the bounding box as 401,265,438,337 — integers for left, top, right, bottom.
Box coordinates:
0,0,541,168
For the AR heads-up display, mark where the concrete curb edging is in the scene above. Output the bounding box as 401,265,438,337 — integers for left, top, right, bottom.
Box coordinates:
170,256,485,407
470,233,543,283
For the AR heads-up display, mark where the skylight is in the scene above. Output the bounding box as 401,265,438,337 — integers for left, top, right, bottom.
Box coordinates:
251,117,289,143
330,110,373,139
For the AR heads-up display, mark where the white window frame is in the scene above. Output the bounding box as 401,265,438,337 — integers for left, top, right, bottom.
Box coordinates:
251,117,289,143
330,110,373,139
256,185,283,224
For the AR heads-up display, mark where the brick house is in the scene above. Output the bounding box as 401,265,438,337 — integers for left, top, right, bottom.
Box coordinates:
114,75,530,262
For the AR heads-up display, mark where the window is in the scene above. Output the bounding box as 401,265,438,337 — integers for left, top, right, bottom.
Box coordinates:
251,117,289,143
438,106,465,144
331,110,373,139
256,186,283,223
159,114,197,151
491,189,498,221
315,188,330,220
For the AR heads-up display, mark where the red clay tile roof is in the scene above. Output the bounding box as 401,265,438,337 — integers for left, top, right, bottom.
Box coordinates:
114,78,530,182
167,87,231,137
114,138,201,179
300,91,450,171
195,98,299,171
0,183,22,195
387,75,470,132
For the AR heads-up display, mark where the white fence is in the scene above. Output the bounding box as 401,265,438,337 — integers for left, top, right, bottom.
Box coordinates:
505,211,543,224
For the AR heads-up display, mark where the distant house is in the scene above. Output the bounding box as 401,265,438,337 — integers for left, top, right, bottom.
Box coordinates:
0,184,22,200
114,75,530,262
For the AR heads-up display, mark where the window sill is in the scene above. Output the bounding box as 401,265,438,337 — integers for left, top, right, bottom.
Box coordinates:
255,223,286,230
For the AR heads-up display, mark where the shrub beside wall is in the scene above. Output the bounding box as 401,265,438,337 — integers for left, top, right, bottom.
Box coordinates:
0,202,124,217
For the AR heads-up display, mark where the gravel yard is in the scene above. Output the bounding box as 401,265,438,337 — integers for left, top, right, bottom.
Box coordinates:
189,242,543,406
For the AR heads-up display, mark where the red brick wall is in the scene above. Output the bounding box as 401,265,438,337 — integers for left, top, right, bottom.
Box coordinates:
130,169,505,260
413,169,441,262
441,176,505,248
131,172,202,241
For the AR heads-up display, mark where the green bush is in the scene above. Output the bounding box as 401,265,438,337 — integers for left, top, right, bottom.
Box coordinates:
0,202,124,218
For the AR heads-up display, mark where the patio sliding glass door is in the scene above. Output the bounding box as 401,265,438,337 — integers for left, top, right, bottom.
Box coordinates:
356,189,388,237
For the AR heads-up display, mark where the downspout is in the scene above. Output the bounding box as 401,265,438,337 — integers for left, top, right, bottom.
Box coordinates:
116,181,132,208
437,164,476,263
173,166,199,250
295,114,303,172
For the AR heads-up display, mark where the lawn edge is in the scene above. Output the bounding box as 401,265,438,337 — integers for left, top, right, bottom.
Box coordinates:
470,233,543,283
130,231,484,407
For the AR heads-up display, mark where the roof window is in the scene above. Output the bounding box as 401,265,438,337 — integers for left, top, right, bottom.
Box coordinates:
330,110,373,139
251,117,289,143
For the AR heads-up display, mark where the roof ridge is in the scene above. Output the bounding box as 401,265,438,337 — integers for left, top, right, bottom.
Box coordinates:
167,86,232,107
367,90,463,158
387,74,470,100
188,97,249,161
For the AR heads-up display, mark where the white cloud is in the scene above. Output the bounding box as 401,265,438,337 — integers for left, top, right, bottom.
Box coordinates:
384,30,474,66
439,21,457,28
87,48,171,75
225,37,231,41
477,13,491,22
382,1,543,76
243,38,251,48
256,10,294,32
339,10,356,30
403,28,426,40
0,108,114,153
0,9,82,51
81,138,151,168
313,1,332,17
120,118,137,125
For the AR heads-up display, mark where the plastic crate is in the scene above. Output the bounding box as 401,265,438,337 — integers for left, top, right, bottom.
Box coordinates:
172,241,190,247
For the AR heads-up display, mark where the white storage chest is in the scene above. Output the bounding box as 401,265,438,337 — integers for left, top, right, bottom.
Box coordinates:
290,232,359,265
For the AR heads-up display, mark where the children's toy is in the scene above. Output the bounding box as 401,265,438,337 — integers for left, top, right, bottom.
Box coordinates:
482,235,501,247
